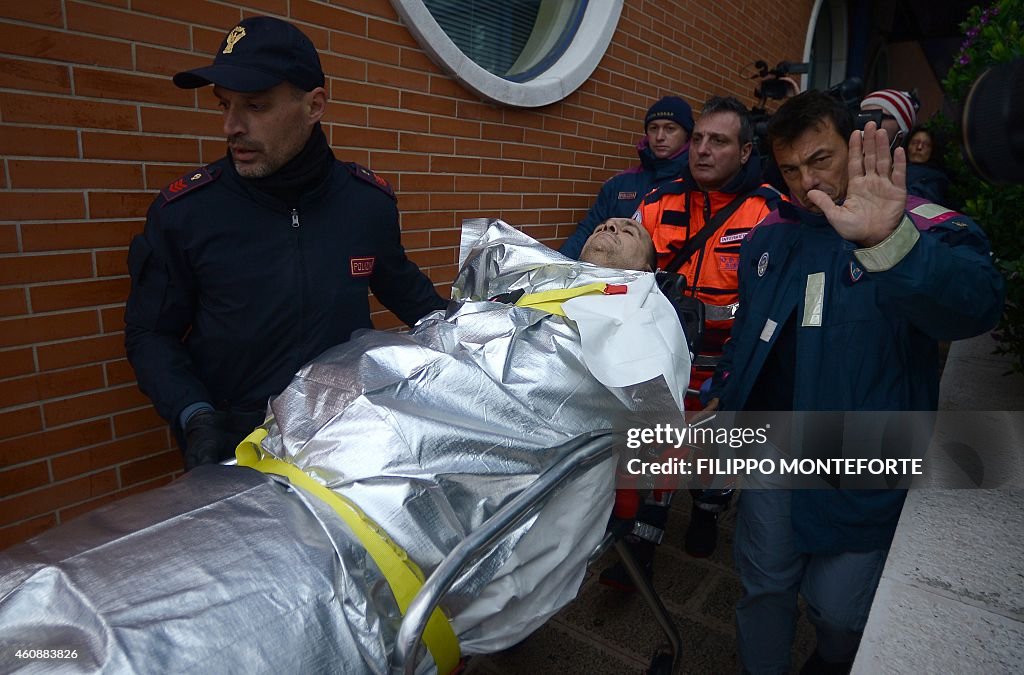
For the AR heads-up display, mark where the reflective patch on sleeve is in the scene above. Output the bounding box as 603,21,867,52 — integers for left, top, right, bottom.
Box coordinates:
909,202,955,221
760,318,778,342
854,216,920,272
802,272,824,327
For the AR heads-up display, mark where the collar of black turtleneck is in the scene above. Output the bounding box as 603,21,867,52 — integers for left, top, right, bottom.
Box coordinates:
239,123,334,208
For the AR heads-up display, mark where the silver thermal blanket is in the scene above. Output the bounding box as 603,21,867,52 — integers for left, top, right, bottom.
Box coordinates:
0,219,689,674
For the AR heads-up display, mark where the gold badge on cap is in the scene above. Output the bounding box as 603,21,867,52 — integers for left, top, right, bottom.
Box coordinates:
223,26,246,54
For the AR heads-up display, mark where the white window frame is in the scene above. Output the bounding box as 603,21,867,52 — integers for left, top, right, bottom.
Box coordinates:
390,0,623,108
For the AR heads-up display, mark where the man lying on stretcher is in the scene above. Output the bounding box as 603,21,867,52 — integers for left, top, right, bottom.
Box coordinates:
0,219,690,675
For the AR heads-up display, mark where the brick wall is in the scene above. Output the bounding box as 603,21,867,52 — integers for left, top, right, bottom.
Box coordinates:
0,0,813,549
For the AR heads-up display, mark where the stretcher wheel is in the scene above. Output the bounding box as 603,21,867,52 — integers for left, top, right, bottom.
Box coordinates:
647,650,675,675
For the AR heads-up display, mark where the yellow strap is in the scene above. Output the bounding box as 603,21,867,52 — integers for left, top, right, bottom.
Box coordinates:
235,429,460,673
513,282,610,317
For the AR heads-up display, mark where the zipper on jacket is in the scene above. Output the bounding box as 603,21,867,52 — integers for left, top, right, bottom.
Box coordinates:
291,209,300,228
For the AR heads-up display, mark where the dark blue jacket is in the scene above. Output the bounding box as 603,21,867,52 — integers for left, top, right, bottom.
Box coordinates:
906,163,951,206
711,197,1004,553
125,156,446,428
559,138,689,259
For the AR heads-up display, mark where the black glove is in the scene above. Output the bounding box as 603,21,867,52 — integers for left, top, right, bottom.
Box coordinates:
183,410,229,471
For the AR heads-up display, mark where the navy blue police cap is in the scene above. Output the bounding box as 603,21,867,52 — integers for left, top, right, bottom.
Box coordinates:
173,16,325,92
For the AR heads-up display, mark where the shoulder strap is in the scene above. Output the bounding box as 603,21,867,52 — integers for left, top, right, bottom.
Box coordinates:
160,166,220,205
345,162,397,202
662,191,753,274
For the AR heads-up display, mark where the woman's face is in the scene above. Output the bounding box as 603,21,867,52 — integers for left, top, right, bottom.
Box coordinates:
908,131,933,164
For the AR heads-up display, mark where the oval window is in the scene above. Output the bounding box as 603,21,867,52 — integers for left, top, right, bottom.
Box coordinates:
391,0,623,107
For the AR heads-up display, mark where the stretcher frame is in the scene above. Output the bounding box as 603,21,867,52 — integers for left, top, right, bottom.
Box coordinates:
390,431,682,675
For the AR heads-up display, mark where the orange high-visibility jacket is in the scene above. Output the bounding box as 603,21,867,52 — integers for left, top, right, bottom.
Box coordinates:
634,162,783,390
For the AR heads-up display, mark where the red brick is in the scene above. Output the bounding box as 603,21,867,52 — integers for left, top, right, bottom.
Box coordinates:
479,193,522,209
0,310,99,349
0,251,91,286
74,68,194,108
0,348,34,380
66,2,190,49
0,469,118,526
0,407,43,441
36,333,124,372
453,175,501,192
0,0,63,26
0,419,111,468
100,307,125,334
8,160,142,190
429,230,461,248
0,92,137,132
88,192,155,219
396,173,454,193
430,156,481,175
0,56,71,95
119,448,182,486
0,126,79,159
0,461,50,497
401,211,453,231
0,227,14,254
235,0,288,16
457,101,504,123
455,139,502,157
502,177,543,193
407,248,455,269
343,82,402,108
366,17,417,47
368,152,429,173
430,115,481,139
0,515,56,552
22,220,143,252
43,384,149,427
400,47,437,74
481,159,524,176
330,33,400,66
321,53,367,82
430,193,478,211
0,362,105,410
30,278,129,313
113,406,166,438
292,0,366,34
0,228,14,255
0,23,133,69
140,106,224,138
400,91,457,116
482,123,525,143
130,0,240,28
367,63,429,92
82,132,199,164
104,358,135,386
399,133,453,154
93,249,126,278
0,191,85,221
429,76,466,99
135,45,211,78
0,289,27,318
52,428,166,481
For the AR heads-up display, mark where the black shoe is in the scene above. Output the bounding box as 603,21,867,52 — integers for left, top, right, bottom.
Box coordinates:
684,507,719,557
599,540,654,593
799,650,853,675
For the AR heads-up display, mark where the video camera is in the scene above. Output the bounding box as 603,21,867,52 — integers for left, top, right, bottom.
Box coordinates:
746,60,863,158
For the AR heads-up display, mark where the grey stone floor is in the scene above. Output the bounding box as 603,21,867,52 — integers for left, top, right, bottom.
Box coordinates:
462,494,815,675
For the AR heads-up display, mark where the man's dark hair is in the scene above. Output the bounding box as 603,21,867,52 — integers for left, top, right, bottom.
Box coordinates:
768,90,853,156
699,96,753,146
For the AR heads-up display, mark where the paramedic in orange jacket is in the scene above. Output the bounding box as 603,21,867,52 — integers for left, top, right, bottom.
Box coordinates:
636,96,781,558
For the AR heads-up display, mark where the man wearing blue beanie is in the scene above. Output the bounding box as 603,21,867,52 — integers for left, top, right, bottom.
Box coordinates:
559,95,694,259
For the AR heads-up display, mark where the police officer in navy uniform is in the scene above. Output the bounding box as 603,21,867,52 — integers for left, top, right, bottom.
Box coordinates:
125,17,446,470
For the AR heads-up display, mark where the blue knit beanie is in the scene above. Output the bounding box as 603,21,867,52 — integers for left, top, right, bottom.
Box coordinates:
644,96,694,134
